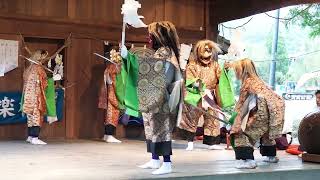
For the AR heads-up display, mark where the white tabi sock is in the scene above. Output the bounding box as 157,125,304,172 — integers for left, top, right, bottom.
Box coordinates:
138,159,161,169
236,159,257,169
102,135,107,141
208,144,224,150
152,162,172,175
263,156,279,163
186,142,194,151
31,137,47,145
104,135,122,143
26,136,32,143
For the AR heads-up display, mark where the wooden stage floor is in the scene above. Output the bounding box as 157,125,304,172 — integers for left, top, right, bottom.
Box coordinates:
0,139,319,180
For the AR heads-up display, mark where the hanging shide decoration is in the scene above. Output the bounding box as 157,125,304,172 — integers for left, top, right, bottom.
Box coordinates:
227,30,246,60
53,54,64,81
121,0,147,47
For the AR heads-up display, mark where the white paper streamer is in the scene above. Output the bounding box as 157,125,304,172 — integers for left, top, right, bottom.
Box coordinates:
121,0,147,28
0,39,19,77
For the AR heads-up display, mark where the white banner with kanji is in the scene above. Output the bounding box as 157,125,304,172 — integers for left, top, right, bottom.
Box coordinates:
0,39,19,77
0,89,65,125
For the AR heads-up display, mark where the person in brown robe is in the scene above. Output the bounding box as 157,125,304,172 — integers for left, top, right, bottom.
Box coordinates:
230,59,285,169
22,50,49,145
98,50,122,143
21,35,70,145
178,40,224,151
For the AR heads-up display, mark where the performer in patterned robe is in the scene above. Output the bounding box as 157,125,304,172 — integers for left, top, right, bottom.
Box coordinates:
121,21,182,175
98,49,122,143
230,59,285,169
178,40,224,151
21,35,70,145
22,50,49,145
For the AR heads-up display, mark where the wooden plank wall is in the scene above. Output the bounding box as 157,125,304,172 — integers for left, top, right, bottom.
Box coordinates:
0,0,211,140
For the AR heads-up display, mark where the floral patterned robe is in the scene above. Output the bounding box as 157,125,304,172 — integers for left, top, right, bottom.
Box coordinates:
22,64,47,127
98,63,121,127
178,60,222,140
231,76,285,147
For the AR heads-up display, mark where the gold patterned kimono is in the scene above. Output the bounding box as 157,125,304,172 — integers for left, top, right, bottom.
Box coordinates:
231,77,285,147
139,47,183,156
98,63,121,127
178,60,222,144
22,64,48,127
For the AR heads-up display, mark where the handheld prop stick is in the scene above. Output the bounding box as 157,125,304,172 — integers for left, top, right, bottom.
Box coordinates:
192,104,234,125
121,0,147,48
193,105,255,146
94,53,120,72
93,53,117,65
19,55,54,73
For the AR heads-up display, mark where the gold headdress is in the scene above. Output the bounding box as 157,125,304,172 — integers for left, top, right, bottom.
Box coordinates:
110,49,122,64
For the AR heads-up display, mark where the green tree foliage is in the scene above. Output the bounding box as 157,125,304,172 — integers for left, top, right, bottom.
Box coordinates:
287,4,320,38
245,43,270,83
255,61,270,83
265,32,290,85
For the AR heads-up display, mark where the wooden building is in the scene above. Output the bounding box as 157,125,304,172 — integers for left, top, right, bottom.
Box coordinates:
0,0,318,140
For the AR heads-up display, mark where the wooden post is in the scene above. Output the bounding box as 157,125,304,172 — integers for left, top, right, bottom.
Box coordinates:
205,0,218,41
